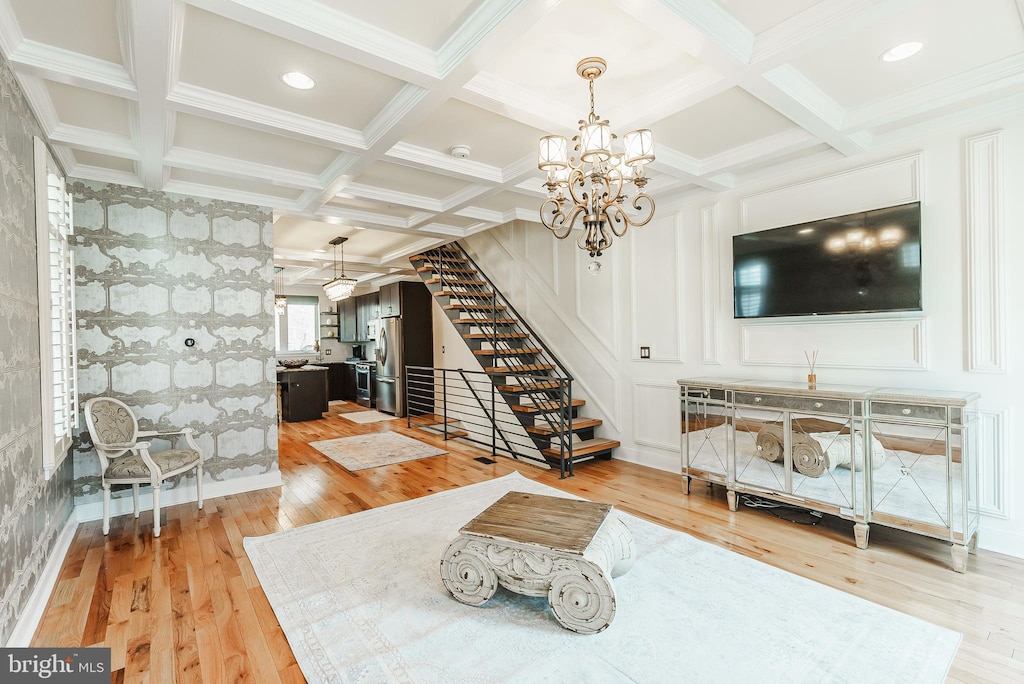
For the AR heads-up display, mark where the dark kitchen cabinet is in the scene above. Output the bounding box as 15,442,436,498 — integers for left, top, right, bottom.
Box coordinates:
356,292,379,340
339,298,357,341
379,282,399,317
344,362,358,401
326,363,347,401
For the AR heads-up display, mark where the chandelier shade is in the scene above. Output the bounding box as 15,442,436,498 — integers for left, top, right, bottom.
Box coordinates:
322,236,357,302
537,57,655,270
274,266,287,315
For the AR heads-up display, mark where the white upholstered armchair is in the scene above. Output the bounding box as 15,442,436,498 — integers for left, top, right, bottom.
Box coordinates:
83,397,204,537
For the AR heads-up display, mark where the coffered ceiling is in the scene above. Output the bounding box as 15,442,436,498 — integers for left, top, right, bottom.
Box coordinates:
2,0,1022,288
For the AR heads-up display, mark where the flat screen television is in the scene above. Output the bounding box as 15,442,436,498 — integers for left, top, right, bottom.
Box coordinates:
732,202,922,318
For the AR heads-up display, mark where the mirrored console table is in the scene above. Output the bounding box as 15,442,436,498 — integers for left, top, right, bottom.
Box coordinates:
678,378,980,572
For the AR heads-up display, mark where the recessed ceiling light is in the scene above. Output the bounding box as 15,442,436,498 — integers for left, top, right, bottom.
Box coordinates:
281,71,315,89
880,42,923,63
313,248,327,253
798,228,814,234
354,226,366,230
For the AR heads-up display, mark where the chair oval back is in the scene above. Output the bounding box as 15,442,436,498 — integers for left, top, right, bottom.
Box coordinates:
84,397,138,461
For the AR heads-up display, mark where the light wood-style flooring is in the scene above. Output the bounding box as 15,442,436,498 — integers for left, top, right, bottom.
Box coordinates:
31,401,1024,683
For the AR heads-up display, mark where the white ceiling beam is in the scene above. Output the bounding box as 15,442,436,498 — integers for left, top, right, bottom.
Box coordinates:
69,164,143,188
164,147,324,189
7,40,138,99
700,128,819,176
163,179,303,211
48,124,141,159
384,142,505,184
126,0,174,188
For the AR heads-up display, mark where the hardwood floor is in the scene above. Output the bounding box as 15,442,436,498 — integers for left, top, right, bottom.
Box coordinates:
31,402,1024,683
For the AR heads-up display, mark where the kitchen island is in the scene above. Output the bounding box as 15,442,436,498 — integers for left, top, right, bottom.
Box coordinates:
276,365,328,422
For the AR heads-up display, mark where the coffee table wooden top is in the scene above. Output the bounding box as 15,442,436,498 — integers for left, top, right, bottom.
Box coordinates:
460,491,613,555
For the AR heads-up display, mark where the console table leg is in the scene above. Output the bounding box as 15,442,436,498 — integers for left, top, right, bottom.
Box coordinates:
682,475,690,495
853,523,870,550
727,490,738,512
968,532,979,554
951,544,968,573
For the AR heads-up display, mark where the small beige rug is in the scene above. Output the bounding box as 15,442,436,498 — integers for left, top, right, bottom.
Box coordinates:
310,432,447,471
337,410,398,424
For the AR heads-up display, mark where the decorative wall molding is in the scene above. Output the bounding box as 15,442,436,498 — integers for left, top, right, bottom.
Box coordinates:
962,130,1006,373
700,205,720,364
631,381,682,453
629,215,684,363
738,153,923,233
574,244,620,358
523,220,558,295
977,409,1008,519
740,316,928,371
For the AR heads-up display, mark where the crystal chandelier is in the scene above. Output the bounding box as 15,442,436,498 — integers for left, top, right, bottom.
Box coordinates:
274,266,287,315
538,57,655,273
323,236,357,301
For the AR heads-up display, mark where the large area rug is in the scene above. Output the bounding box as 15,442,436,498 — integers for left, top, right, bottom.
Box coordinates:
244,473,961,683
309,431,447,471
337,410,399,424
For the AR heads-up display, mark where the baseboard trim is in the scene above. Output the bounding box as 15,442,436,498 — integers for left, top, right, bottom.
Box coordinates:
75,470,284,524
5,513,79,647
976,525,1024,559
610,445,679,475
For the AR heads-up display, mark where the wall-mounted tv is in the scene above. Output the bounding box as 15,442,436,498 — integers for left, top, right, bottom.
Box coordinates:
733,202,922,318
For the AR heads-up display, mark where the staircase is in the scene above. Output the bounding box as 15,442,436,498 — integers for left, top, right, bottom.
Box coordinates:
409,242,619,476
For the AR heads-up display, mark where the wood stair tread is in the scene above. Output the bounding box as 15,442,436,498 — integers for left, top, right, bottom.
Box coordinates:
452,317,518,325
434,291,495,298
443,303,507,311
473,347,542,357
424,277,487,286
543,438,620,459
526,417,603,436
408,414,460,427
511,399,585,413
417,265,476,274
409,254,467,263
497,380,563,392
463,332,529,340
485,363,556,374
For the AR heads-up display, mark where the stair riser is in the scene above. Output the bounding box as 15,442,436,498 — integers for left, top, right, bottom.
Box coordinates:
527,426,598,450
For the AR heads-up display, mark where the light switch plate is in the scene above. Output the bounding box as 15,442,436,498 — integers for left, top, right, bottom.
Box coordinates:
640,346,650,359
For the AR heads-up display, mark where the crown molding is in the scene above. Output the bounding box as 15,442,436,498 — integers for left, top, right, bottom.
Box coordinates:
162,178,302,210
701,128,817,175
761,64,845,130
69,163,143,188
48,124,141,159
315,206,411,230
871,92,1024,149
9,39,137,99
363,83,431,148
654,0,756,63
190,0,439,81
343,182,444,212
385,142,504,184
441,183,494,212
13,72,60,132
436,0,524,77
0,0,23,56
382,237,451,264
461,72,576,133
163,147,323,189
167,82,367,150
843,54,1024,133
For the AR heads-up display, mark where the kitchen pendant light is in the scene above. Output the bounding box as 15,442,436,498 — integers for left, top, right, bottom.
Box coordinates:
323,236,357,301
274,266,287,315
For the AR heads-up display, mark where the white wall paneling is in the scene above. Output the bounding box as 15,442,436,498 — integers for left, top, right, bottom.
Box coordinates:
976,409,1008,519
962,131,1006,373
740,317,928,370
523,220,558,294
738,154,924,233
574,240,619,357
632,381,682,452
630,215,684,362
699,205,720,364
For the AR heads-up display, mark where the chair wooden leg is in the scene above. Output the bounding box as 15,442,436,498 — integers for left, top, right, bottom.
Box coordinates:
152,482,161,538
132,484,140,518
102,484,110,535
196,463,204,510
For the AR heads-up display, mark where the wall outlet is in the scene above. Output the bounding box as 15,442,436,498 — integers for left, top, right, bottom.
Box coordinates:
324,348,331,355
640,346,650,359
442,345,446,354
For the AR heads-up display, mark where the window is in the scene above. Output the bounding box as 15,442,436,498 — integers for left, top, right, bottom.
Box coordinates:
34,138,77,479
275,295,319,352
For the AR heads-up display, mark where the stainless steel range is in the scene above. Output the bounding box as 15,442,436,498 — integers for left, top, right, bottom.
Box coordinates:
355,361,375,408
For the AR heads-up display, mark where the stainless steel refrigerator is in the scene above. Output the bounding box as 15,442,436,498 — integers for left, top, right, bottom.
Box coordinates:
375,316,403,415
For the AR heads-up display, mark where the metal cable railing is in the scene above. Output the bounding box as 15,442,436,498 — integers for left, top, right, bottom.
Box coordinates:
406,366,563,470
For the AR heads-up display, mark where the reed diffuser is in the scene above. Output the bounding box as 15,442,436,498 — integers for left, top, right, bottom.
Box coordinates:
805,350,818,389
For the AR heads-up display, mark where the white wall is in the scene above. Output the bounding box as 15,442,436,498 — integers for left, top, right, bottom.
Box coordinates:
462,111,1024,559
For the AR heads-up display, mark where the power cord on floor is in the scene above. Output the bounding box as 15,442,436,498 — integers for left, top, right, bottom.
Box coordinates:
740,494,823,526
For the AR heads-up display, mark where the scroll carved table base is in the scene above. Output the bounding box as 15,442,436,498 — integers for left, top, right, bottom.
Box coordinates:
440,517,634,634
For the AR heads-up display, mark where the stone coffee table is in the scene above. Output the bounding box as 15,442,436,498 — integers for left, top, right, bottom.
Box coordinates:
439,491,635,634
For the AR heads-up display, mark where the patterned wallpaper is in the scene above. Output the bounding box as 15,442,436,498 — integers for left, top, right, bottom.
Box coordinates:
0,52,75,644
70,181,279,507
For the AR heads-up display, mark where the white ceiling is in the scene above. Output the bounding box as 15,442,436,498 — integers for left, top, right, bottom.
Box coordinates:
2,0,1022,288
